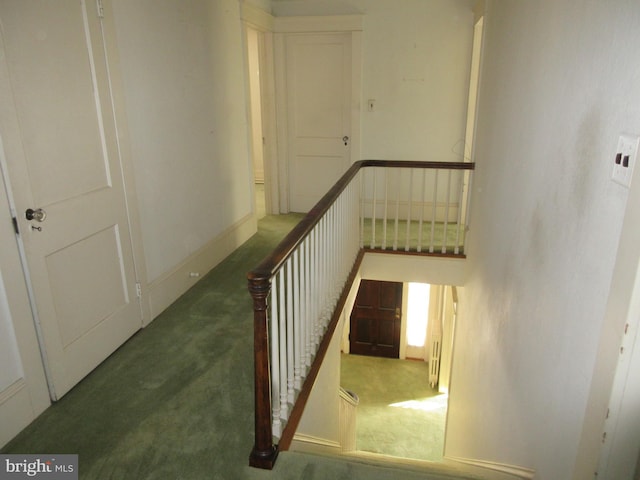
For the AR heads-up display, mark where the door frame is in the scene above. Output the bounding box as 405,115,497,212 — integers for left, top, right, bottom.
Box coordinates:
0,139,50,447
242,4,278,215
273,15,362,213
97,0,150,325
573,122,640,478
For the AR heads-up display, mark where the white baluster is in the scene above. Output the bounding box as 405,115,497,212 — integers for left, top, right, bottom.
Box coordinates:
405,169,413,251
321,215,329,331
286,258,294,404
383,167,389,250
315,220,322,346
463,169,473,253
430,169,438,253
298,238,309,376
305,236,312,367
455,170,464,255
278,268,288,421
418,168,426,253
393,169,400,251
313,225,320,350
371,170,377,249
332,202,338,303
338,220,343,297
354,178,361,256
323,209,330,320
442,169,452,254
328,207,334,311
293,250,301,391
270,282,281,438
359,169,365,249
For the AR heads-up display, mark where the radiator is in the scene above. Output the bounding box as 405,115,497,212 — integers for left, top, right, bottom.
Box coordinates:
429,333,442,388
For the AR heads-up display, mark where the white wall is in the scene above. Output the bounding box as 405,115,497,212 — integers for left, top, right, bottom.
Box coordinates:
112,0,254,284
360,252,466,286
293,317,342,449
295,273,361,450
272,0,475,162
447,1,640,478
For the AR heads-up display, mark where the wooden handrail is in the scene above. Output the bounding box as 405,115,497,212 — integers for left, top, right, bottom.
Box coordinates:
247,160,474,282
248,159,475,469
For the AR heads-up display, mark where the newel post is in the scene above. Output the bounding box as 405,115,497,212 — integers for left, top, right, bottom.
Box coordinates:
248,274,278,469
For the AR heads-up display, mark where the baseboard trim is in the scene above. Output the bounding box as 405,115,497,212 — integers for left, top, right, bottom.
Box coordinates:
290,433,342,455
0,379,34,448
444,455,535,479
145,214,257,322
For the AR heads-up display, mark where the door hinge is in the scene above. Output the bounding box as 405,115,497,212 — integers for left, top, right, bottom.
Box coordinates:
11,216,19,235
135,282,142,298
96,0,104,18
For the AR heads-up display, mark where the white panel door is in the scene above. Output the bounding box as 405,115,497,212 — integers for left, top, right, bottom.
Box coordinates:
0,0,141,399
286,33,352,212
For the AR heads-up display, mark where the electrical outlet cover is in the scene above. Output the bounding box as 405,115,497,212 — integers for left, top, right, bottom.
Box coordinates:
612,134,639,188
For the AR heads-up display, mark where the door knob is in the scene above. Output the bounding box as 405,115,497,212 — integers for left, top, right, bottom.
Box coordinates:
25,208,47,222
342,136,350,146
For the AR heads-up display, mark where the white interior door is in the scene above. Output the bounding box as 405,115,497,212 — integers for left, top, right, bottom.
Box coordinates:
0,0,142,399
286,33,352,212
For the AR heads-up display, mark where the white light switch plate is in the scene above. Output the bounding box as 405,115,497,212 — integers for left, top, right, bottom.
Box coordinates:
612,134,639,188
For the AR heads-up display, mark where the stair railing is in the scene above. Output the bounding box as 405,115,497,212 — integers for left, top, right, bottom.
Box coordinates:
248,160,474,469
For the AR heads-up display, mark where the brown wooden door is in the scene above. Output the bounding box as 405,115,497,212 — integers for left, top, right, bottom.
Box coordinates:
350,280,403,358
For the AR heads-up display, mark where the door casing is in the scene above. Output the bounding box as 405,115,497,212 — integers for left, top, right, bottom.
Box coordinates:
273,15,362,213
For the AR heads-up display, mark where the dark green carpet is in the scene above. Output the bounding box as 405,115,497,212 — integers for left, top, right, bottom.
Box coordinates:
2,214,484,480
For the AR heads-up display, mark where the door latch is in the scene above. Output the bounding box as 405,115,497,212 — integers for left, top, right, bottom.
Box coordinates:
25,208,47,222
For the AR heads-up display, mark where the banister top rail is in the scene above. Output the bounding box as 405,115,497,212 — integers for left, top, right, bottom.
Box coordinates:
247,160,475,283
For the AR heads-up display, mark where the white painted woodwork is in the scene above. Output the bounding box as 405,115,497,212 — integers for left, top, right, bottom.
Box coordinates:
285,33,352,212
267,179,360,438
594,250,640,478
360,252,467,287
270,277,282,439
359,166,469,254
438,286,457,394
0,160,50,447
247,27,265,184
0,0,141,398
0,274,22,395
242,4,279,216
